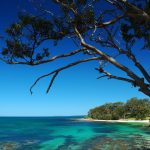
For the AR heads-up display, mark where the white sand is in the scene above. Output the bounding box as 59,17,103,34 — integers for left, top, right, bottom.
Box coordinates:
78,118,150,123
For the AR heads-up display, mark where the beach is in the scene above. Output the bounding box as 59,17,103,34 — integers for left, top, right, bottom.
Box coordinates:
78,118,150,123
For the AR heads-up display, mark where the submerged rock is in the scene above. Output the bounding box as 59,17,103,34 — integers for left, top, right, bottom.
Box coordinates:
79,136,137,150
0,140,40,150
79,135,150,150
0,142,21,150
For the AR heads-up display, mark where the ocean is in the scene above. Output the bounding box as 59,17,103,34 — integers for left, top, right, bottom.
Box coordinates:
0,116,149,150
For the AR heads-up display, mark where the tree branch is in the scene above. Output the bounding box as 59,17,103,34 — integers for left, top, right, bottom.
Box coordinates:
121,50,150,84
75,27,140,81
75,26,150,96
106,0,150,21
96,15,124,28
46,72,58,93
30,57,100,94
97,69,135,84
1,48,86,66
97,68,150,95
33,48,87,65
100,26,150,84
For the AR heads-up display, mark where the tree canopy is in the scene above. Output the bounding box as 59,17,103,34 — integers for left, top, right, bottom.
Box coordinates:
87,97,150,120
0,0,150,96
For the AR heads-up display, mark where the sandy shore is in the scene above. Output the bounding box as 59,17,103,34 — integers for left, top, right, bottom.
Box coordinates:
78,118,150,123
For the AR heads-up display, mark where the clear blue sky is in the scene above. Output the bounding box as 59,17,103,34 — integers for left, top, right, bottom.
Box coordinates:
0,0,149,116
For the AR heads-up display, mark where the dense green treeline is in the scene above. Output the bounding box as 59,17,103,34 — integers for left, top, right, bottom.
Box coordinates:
87,98,150,120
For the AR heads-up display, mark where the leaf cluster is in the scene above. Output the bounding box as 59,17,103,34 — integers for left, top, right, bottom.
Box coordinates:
121,0,150,49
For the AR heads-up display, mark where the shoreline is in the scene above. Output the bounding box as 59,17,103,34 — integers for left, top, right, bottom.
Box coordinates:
78,118,150,123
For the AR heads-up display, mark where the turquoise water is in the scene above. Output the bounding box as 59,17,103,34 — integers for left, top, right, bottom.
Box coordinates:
0,117,149,150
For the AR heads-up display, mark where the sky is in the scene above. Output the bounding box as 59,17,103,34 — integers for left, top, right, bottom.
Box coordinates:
0,0,149,116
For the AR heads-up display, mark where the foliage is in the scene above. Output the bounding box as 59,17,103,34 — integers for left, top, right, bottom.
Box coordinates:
121,0,150,49
88,98,150,120
125,97,150,120
0,0,150,96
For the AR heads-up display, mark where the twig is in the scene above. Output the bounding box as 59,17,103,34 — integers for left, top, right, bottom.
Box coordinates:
46,72,58,93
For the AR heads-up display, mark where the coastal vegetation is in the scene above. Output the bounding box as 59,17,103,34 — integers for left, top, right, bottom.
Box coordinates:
0,0,150,96
87,98,150,120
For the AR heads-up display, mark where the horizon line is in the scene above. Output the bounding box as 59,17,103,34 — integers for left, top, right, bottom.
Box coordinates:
0,115,85,117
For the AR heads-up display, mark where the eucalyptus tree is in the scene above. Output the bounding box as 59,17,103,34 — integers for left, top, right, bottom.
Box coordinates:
88,98,150,120
0,0,150,96
88,102,125,120
125,97,150,119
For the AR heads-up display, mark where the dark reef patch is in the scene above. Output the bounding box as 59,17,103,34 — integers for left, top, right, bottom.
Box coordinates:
93,127,117,133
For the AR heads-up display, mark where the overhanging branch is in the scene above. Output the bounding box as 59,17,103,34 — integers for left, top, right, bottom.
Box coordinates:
1,48,87,66
97,69,135,84
75,27,140,81
121,50,150,84
99,25,150,84
30,57,100,94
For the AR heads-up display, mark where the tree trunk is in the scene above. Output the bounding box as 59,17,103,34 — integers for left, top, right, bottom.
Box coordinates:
139,88,150,97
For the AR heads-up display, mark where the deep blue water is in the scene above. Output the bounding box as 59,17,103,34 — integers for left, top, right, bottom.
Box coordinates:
0,116,149,150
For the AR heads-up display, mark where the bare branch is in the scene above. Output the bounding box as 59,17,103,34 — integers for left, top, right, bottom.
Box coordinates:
97,75,107,79
75,27,140,81
2,48,86,66
30,57,100,94
95,23,150,84
97,68,150,94
97,69,135,84
75,26,150,96
46,72,58,93
121,50,150,84
96,15,124,28
34,48,87,65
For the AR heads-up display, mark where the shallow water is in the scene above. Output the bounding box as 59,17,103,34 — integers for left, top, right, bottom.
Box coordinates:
0,117,149,150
